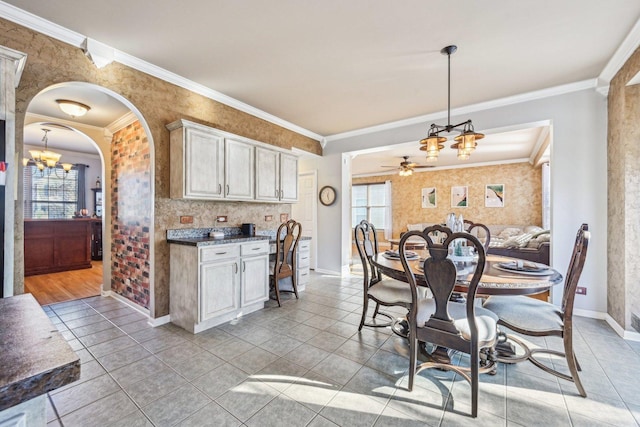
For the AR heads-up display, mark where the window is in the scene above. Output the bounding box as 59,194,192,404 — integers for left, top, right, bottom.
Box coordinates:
352,183,388,229
23,166,79,219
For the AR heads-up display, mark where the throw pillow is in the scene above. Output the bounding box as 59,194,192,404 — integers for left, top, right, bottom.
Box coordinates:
498,227,522,239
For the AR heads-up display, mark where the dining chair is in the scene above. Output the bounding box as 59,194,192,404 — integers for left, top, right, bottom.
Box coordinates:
399,225,498,418
464,220,491,251
269,219,302,307
354,220,413,331
483,223,590,397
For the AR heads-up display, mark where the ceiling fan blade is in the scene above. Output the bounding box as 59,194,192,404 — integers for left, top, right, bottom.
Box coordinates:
412,165,435,169
380,165,400,168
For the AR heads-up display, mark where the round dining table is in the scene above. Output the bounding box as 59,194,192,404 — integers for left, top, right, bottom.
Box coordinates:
372,252,563,296
372,251,563,362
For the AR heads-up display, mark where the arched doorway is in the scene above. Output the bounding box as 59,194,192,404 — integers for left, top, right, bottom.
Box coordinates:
23,82,156,317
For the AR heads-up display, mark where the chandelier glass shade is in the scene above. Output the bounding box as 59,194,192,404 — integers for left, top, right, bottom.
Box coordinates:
419,45,484,161
24,129,73,174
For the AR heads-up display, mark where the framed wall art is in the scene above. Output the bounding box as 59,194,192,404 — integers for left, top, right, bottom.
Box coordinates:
485,184,505,207
451,186,468,208
421,187,436,208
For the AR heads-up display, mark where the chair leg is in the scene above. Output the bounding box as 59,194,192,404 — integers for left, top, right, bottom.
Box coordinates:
564,332,586,397
291,273,299,300
470,350,479,418
272,277,281,307
408,331,417,391
373,302,381,319
358,295,369,331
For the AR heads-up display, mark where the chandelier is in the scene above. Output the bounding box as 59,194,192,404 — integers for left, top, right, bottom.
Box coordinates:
420,45,484,162
24,128,73,174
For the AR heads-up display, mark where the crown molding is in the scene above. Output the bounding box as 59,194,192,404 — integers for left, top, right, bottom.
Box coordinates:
352,158,531,178
25,112,106,133
106,111,137,134
0,1,85,47
325,79,597,143
0,1,323,142
598,16,640,85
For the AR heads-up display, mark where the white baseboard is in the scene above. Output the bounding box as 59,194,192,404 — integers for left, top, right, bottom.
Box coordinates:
314,268,342,276
148,315,170,327
605,314,640,342
573,308,606,320
100,290,150,317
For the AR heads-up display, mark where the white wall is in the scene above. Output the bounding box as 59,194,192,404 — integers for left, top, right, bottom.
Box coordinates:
322,88,608,314
299,154,344,275
24,145,102,214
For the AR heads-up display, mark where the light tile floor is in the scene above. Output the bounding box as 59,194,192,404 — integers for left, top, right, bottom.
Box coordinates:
42,271,640,426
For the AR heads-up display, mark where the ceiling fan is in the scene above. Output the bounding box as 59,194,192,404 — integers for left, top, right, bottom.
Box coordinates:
381,156,434,176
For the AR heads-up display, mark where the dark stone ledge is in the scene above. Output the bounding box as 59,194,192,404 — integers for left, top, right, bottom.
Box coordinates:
0,294,80,411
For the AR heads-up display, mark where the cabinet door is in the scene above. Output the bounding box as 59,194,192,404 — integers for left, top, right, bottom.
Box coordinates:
225,138,255,200
255,147,280,201
280,153,298,202
185,127,224,199
241,255,269,307
200,259,239,321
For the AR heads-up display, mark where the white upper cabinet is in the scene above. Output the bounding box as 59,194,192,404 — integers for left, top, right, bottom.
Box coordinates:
280,153,298,202
169,122,224,199
168,119,297,203
225,138,255,200
255,147,280,201
256,149,299,203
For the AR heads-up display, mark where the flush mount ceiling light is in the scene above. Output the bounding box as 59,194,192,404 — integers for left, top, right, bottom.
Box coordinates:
56,99,91,118
419,45,484,162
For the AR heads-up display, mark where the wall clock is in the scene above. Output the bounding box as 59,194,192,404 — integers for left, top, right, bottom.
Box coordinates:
319,186,337,206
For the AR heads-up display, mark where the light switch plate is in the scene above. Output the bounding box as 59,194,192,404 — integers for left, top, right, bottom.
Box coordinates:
216,215,227,222
264,215,273,221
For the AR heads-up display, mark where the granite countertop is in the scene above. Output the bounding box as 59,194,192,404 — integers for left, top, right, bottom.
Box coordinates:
167,234,271,247
0,294,80,411
167,234,311,247
167,227,311,247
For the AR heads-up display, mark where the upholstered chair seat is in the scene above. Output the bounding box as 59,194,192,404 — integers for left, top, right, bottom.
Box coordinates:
416,298,498,346
483,295,563,333
368,279,413,305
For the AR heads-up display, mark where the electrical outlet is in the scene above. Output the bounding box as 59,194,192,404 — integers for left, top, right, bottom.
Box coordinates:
180,216,193,224
576,286,587,295
216,215,227,223
264,215,273,221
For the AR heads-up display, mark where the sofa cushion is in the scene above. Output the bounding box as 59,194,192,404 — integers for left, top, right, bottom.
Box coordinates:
498,227,523,239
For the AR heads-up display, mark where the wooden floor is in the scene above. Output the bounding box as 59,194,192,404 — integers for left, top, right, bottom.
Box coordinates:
24,261,103,306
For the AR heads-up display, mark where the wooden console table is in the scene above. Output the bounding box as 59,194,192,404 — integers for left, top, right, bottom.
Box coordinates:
24,218,95,276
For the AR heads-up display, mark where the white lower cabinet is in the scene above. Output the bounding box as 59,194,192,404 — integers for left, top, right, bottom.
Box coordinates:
200,259,239,321
170,241,270,333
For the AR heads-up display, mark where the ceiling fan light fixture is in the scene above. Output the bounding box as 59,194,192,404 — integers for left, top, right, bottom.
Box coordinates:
56,99,91,118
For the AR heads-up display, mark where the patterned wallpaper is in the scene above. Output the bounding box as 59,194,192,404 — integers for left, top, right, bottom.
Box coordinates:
353,162,542,238
607,45,640,330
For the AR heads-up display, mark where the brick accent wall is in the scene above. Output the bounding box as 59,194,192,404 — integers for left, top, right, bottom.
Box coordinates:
110,121,151,309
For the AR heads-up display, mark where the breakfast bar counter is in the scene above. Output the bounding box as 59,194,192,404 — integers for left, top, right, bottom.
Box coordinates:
0,294,80,424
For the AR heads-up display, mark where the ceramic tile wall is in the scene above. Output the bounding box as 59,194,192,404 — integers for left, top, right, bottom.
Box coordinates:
353,162,542,238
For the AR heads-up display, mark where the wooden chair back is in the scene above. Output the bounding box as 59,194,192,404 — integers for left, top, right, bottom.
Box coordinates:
399,225,486,353
354,220,381,286
273,220,301,280
464,220,491,251
561,224,590,320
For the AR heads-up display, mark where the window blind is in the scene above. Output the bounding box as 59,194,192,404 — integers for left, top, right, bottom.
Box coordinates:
24,165,79,219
